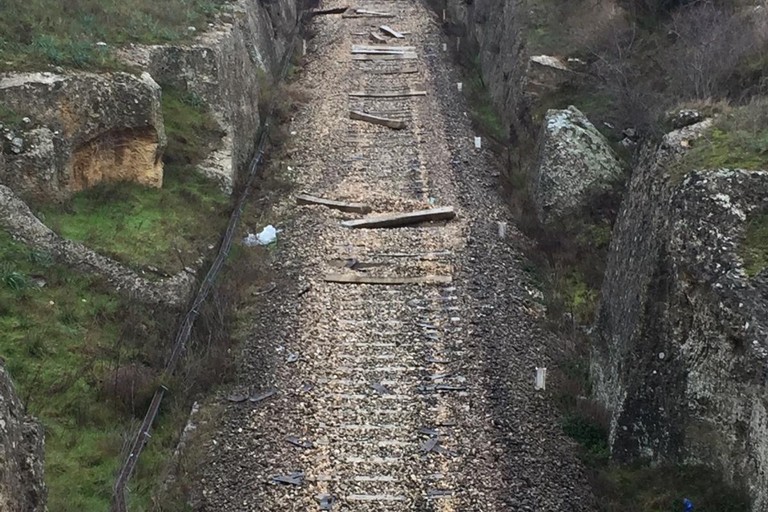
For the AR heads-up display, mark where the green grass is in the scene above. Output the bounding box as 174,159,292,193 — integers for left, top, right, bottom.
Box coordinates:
0,0,230,70
674,98,768,181
37,87,229,275
739,212,768,277
39,167,228,275
462,59,506,142
0,232,135,510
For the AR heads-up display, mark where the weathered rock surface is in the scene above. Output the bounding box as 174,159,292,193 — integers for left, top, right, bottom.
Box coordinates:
121,0,299,192
0,364,46,512
592,119,768,509
0,72,165,201
530,106,623,224
441,0,532,145
0,184,192,306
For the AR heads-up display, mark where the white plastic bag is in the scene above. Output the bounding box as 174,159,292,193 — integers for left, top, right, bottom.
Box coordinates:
243,225,280,246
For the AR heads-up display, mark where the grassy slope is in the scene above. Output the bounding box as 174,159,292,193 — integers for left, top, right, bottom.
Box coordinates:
0,0,229,70
1,233,127,510
39,87,229,275
1,86,231,508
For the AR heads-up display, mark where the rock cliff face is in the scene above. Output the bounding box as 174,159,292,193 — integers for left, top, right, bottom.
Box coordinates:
0,72,165,201
441,0,531,144
123,0,299,192
530,106,623,224
0,364,46,512
592,120,768,509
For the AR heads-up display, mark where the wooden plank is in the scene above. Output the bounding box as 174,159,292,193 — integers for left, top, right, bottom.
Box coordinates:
324,273,452,285
361,66,419,75
370,32,387,44
380,25,405,38
356,8,395,16
309,6,349,15
296,194,372,214
349,110,406,129
340,206,455,228
349,90,427,98
352,44,416,52
352,53,417,61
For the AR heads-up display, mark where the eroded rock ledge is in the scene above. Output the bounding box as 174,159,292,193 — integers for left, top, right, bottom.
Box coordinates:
0,184,193,306
0,71,165,202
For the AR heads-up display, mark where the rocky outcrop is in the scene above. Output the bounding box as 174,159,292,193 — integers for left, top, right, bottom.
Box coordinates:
121,0,299,192
592,119,768,509
0,184,193,306
0,364,46,511
530,106,623,224
0,72,165,201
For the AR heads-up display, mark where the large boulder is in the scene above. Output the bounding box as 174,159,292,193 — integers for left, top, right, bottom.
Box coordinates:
592,119,768,509
530,105,623,225
0,364,46,511
0,71,165,201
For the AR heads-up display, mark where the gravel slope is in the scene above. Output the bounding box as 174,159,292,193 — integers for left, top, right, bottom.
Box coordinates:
195,0,596,509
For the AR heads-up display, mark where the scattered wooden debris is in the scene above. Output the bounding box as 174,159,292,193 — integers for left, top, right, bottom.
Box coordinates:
369,32,387,44
324,273,452,285
352,53,417,61
340,206,455,228
309,6,349,15
296,193,372,214
380,25,405,38
349,90,426,98
349,110,406,129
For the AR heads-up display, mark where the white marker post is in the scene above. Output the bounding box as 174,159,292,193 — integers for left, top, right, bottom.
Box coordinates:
474,136,482,149
443,42,447,52
497,221,507,239
456,37,460,52
302,39,307,56
457,82,463,92
442,9,446,21
535,367,547,390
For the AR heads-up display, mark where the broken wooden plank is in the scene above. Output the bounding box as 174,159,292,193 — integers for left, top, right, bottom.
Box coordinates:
349,90,427,98
361,66,419,75
380,25,405,38
356,8,391,15
296,194,372,214
309,6,349,15
352,53,417,61
340,206,455,229
352,44,416,52
349,110,406,129
324,273,452,285
370,32,387,44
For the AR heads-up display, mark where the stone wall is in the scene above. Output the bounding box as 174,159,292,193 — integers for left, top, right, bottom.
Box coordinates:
592,120,768,509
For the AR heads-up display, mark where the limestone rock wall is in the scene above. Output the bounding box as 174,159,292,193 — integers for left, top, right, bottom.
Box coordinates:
592,120,768,509
0,72,165,201
0,364,46,512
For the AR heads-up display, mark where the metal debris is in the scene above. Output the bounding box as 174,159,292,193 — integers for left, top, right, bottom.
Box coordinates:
285,436,314,449
271,472,304,486
249,387,278,403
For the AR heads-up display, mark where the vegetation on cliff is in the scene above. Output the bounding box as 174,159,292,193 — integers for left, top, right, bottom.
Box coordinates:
0,0,230,69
